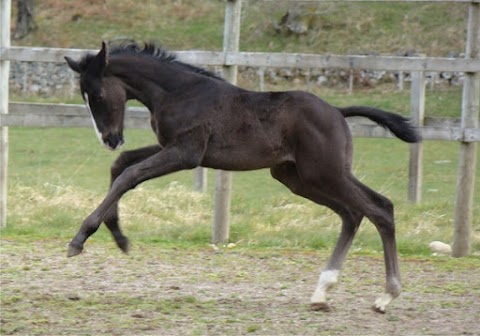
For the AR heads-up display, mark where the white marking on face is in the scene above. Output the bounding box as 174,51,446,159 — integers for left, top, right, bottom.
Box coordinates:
83,92,104,146
310,269,339,304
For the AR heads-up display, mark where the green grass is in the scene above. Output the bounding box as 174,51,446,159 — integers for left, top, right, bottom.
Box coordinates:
14,0,226,50
240,2,467,55
3,125,479,256
4,0,477,256
14,0,468,57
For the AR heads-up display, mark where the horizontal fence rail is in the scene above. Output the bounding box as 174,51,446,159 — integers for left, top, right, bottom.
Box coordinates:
2,103,479,142
2,47,480,72
223,53,480,72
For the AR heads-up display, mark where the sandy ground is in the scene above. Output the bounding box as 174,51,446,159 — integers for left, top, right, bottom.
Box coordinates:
1,239,480,335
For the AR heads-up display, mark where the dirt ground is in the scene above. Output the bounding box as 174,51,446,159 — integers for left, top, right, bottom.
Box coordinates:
1,239,479,335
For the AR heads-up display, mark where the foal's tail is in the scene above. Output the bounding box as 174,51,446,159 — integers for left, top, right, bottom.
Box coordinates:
338,106,421,143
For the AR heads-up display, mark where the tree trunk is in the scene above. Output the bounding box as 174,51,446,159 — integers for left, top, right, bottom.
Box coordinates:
14,0,36,40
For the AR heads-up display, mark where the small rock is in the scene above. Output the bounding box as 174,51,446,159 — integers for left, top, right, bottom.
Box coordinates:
316,75,328,86
429,241,452,255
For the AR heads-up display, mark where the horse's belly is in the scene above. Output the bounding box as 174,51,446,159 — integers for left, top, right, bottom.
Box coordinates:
201,141,291,171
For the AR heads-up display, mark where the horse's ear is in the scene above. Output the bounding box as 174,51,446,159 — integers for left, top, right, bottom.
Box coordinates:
65,56,82,73
88,41,109,76
100,41,109,65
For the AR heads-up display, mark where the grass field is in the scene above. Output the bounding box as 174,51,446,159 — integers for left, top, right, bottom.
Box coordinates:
14,0,468,57
3,122,479,256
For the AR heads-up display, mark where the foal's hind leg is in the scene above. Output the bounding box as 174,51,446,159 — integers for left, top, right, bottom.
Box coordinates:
350,178,402,313
103,145,162,253
310,206,363,312
271,163,363,312
297,159,401,313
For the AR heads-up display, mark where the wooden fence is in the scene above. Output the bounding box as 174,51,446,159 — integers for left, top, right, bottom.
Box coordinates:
0,0,479,256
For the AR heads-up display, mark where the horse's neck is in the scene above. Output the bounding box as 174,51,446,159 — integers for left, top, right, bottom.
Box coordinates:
111,58,195,110
123,78,166,111
111,65,169,110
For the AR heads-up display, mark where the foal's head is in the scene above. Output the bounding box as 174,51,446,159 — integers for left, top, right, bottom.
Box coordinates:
65,42,126,151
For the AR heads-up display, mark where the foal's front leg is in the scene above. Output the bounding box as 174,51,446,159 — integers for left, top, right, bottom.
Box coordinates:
67,145,197,257
103,145,162,253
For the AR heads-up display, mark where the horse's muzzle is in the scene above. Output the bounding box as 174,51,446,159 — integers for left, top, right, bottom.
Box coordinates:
103,133,124,151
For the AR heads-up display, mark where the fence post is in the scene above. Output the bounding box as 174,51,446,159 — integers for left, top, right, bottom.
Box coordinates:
408,70,426,203
0,0,11,228
452,2,480,257
193,167,207,193
397,71,404,91
348,69,354,94
212,0,242,244
258,67,265,91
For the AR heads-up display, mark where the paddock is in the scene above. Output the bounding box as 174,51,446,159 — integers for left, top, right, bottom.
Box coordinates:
1,240,479,335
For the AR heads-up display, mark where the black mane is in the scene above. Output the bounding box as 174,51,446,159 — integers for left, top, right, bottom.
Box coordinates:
108,41,224,81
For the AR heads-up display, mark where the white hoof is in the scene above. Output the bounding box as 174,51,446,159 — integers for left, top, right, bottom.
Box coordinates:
372,293,393,313
310,270,338,310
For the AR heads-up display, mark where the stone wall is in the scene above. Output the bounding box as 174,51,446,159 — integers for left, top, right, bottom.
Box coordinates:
239,66,464,89
8,60,464,98
9,61,77,98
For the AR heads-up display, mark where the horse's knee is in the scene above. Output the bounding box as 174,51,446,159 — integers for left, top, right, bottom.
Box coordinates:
373,214,395,236
367,195,395,235
111,152,130,179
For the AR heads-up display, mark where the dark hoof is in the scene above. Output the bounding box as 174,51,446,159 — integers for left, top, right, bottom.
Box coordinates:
372,305,387,314
117,237,130,254
67,243,83,257
310,302,332,312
